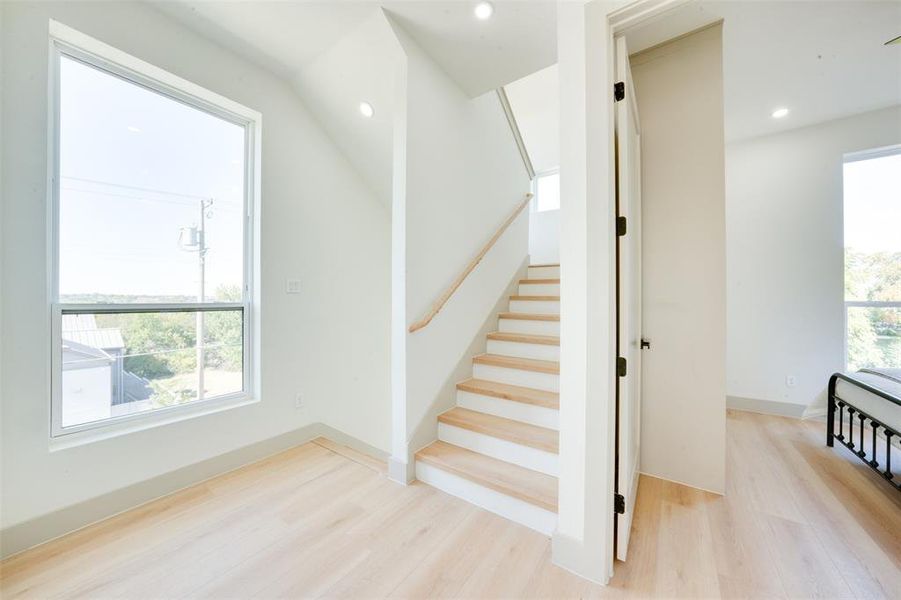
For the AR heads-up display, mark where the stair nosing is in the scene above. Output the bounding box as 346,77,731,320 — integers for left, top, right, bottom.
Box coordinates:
438,407,558,453
456,378,559,409
528,263,560,268
486,331,560,346
509,295,560,301
498,312,560,322
416,441,558,512
519,278,560,284
473,354,559,375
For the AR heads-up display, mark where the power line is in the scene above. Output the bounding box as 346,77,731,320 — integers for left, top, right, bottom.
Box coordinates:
61,175,213,201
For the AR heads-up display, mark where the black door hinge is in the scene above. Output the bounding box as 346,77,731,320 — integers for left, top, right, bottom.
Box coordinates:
617,216,627,236
614,81,625,102
617,356,627,377
614,493,625,514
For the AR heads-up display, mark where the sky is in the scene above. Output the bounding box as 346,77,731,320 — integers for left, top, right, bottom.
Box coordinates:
843,152,901,255
58,55,246,303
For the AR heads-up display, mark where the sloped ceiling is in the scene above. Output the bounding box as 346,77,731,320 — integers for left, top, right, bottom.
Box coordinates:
152,1,377,80
154,1,557,98
382,0,557,97
152,1,557,210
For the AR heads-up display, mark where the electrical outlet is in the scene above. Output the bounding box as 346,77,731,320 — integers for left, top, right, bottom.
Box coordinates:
785,375,797,388
286,279,301,294
294,393,304,409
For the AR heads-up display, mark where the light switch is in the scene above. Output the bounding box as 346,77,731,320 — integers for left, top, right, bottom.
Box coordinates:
286,279,301,294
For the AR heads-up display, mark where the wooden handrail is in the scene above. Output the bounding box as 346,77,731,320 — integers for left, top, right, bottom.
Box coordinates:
409,193,533,333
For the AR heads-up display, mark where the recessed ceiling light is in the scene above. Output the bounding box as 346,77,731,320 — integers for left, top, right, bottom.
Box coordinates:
771,107,789,119
474,1,494,20
359,101,374,118
127,125,142,133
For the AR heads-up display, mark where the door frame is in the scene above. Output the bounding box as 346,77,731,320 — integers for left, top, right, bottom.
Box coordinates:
612,33,642,562
607,0,691,569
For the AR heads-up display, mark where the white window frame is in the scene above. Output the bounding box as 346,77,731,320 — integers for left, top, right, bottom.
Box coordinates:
48,21,262,441
531,167,561,213
842,144,901,369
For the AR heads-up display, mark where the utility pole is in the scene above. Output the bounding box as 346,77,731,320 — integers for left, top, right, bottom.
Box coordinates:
180,198,214,401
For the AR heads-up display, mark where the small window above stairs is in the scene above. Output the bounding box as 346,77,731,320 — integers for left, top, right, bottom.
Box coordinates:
415,264,560,535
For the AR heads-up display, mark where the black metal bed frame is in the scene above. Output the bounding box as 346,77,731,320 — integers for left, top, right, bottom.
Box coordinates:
827,372,901,491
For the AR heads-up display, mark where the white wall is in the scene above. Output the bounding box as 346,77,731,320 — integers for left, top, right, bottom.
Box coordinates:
504,64,560,174
632,24,726,494
0,1,390,532
727,105,901,415
529,209,561,264
552,0,620,584
386,19,530,477
505,65,561,266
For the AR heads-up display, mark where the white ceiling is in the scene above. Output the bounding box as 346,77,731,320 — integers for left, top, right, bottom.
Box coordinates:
624,1,901,142
155,1,557,98
382,1,557,97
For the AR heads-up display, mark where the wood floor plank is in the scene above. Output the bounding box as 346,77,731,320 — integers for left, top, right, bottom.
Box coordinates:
3,413,900,599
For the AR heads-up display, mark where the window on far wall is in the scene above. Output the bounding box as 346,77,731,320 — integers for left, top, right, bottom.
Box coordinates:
51,26,260,437
843,147,901,371
532,169,560,212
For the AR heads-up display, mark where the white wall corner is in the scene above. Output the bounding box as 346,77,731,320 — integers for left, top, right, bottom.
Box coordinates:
552,531,610,585
553,0,618,583
387,455,414,485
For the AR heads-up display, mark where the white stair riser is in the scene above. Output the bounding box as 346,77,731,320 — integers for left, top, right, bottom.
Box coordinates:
472,363,559,392
438,423,558,476
487,339,560,361
528,266,560,279
498,318,559,336
509,299,559,314
415,462,556,536
519,283,559,295
472,363,560,392
457,390,559,430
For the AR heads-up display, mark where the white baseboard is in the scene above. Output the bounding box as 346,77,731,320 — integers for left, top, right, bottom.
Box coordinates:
551,531,610,585
0,423,387,560
727,395,808,418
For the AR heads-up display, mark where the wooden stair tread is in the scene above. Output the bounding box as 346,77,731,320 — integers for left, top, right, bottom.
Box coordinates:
486,331,560,346
510,295,560,301
438,407,559,453
529,263,560,268
473,354,559,375
519,278,560,284
498,312,559,322
416,441,558,512
457,378,559,409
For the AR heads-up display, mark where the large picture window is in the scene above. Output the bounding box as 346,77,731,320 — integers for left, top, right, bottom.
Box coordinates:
843,146,901,371
50,25,260,436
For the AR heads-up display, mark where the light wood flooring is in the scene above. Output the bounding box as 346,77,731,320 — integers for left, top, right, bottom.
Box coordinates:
1,411,899,599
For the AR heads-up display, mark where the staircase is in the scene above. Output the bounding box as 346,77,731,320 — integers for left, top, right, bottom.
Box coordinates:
415,263,560,535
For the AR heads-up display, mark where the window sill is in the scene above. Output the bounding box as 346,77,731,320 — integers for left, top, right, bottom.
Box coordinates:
49,393,259,451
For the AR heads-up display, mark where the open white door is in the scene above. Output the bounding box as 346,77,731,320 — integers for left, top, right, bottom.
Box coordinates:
614,35,642,562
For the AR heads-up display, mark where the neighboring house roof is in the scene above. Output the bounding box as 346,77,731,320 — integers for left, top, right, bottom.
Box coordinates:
62,314,125,350
61,338,114,370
